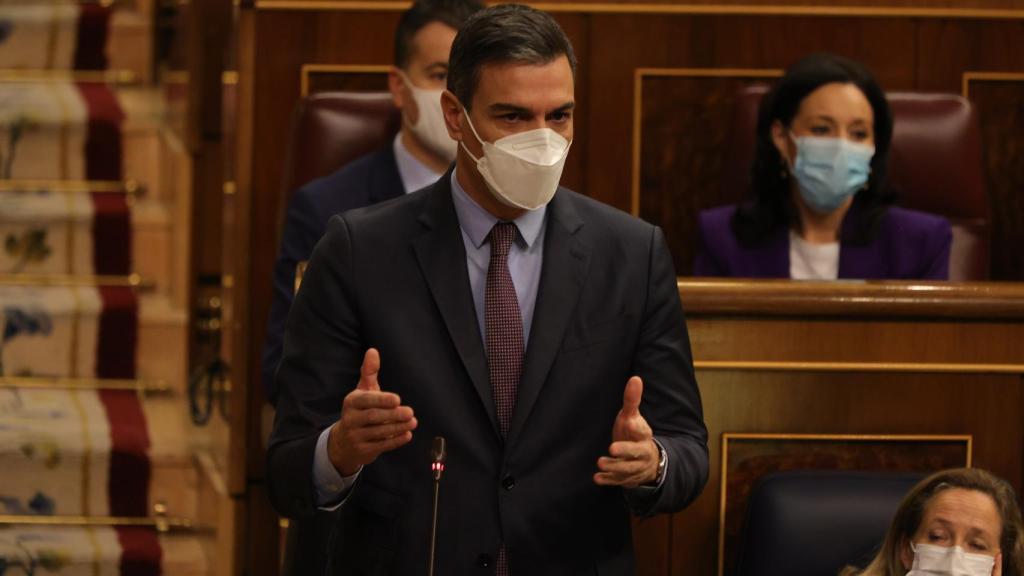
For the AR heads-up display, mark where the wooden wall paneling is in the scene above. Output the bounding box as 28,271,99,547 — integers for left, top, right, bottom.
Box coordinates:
259,1,1024,14
672,370,1024,576
913,19,1024,279
687,317,1024,365
551,13,590,192
634,70,780,275
301,64,390,96
964,74,1024,281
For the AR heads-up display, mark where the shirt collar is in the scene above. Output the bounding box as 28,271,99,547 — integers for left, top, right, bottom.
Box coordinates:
449,169,547,249
393,133,444,194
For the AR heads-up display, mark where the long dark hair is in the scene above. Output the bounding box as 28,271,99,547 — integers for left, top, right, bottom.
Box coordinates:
731,52,895,246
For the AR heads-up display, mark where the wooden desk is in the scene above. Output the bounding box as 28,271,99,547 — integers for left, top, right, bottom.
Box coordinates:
633,279,1024,576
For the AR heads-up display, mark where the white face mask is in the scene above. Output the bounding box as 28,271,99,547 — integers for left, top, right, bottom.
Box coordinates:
398,70,458,162
459,108,571,211
907,543,996,576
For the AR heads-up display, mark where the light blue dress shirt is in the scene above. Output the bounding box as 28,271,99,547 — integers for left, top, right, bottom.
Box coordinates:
312,169,547,507
393,133,444,194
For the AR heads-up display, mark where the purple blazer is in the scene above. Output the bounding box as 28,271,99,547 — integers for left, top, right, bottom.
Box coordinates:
693,204,952,280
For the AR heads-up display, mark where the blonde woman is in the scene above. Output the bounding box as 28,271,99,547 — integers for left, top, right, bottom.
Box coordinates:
843,468,1024,576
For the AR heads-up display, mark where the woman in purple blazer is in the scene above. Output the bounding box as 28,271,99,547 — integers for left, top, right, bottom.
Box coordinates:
694,53,952,280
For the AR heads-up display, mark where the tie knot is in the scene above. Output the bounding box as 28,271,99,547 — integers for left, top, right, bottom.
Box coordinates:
488,222,517,257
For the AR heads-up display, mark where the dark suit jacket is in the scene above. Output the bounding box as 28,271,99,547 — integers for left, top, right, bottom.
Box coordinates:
267,173,709,575
264,146,404,403
693,204,952,280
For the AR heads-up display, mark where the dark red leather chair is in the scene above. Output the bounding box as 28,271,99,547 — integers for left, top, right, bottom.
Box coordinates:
280,91,401,203
722,85,990,280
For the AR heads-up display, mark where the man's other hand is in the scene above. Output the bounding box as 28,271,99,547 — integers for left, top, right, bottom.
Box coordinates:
327,348,417,476
594,376,659,488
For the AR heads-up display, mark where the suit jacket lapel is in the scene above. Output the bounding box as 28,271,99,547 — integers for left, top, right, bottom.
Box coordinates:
412,174,499,438
507,190,590,446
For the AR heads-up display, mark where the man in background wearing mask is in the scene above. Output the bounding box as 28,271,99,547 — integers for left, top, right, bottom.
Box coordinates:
267,5,708,574
263,0,483,406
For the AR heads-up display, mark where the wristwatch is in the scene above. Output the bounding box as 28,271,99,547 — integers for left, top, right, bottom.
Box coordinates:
652,439,668,485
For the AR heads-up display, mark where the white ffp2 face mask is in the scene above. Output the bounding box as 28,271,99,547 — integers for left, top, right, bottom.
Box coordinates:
460,108,571,211
907,542,996,576
398,71,458,162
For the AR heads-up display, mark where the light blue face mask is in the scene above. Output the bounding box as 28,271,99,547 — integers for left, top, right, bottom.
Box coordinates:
790,134,875,214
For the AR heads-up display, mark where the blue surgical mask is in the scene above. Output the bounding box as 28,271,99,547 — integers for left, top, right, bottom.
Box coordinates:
789,134,875,214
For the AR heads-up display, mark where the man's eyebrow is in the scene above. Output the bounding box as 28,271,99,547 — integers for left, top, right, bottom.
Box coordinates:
486,102,576,115
548,102,575,114
487,103,533,115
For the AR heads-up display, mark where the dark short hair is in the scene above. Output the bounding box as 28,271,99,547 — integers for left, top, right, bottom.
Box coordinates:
447,3,577,109
394,0,484,69
732,52,895,246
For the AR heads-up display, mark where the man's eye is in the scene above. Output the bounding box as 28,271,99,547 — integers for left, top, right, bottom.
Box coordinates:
431,72,447,82
501,113,521,122
549,112,571,123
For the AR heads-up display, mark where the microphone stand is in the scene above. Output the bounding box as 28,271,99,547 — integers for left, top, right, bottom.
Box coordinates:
428,436,447,576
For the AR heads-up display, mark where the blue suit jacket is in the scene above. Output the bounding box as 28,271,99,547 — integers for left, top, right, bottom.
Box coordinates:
693,204,952,280
264,146,405,403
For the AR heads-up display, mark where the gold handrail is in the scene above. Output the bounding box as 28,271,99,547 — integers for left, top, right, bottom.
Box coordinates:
0,376,173,395
0,179,143,196
0,273,154,290
0,69,137,85
0,514,194,534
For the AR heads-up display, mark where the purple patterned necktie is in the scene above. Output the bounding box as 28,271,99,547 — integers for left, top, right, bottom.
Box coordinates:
485,222,522,576
485,222,523,438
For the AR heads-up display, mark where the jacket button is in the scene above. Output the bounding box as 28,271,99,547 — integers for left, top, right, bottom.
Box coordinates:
502,475,515,491
477,553,492,568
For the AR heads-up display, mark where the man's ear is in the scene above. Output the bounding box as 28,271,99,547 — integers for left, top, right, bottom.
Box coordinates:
441,90,463,141
770,119,792,165
388,67,406,110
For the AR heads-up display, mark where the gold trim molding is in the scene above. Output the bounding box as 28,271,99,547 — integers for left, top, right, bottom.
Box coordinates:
0,179,142,195
0,69,138,85
300,63,390,97
256,1,1024,19
631,67,783,216
0,273,152,289
718,433,973,576
694,360,1024,374
0,376,173,395
962,71,1024,98
0,514,194,534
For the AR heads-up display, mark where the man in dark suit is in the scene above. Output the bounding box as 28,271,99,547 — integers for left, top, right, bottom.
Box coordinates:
267,5,709,574
263,0,483,404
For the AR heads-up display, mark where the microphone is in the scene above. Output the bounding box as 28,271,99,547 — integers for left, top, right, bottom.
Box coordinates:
431,436,447,481
428,436,447,576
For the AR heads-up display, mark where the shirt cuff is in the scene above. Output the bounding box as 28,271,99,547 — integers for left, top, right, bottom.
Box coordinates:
313,425,361,511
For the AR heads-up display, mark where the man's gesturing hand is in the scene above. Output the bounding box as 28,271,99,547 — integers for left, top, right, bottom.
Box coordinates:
327,348,417,477
594,376,660,488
